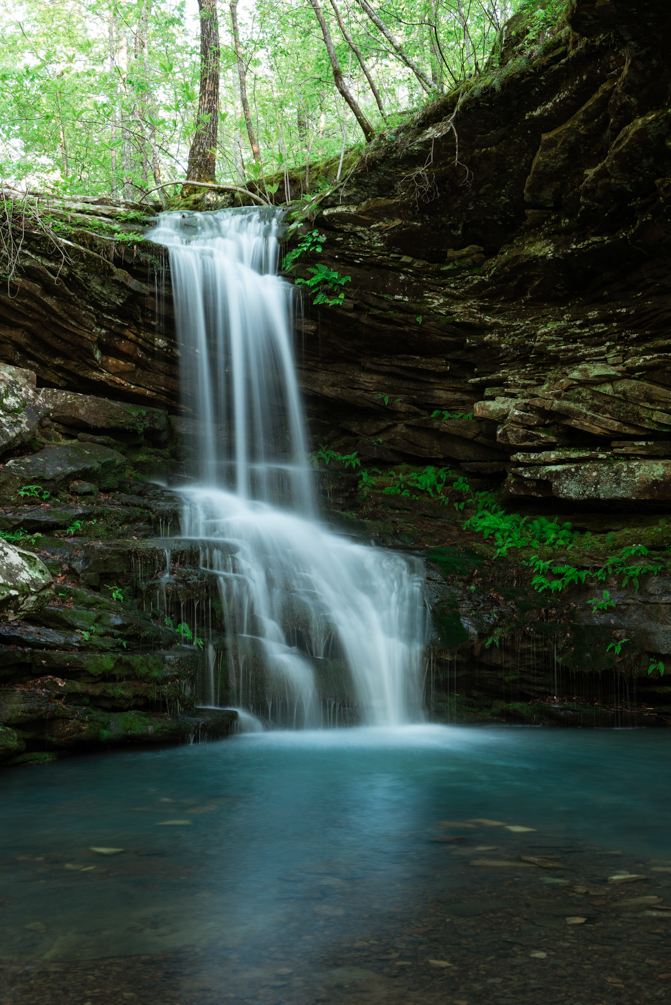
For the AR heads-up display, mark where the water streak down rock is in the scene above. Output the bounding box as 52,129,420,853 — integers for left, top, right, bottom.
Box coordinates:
150,210,427,728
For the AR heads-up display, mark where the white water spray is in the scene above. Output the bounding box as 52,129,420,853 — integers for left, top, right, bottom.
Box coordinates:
151,208,426,728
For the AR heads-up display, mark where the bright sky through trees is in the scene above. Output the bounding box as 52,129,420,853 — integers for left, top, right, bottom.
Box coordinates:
0,1,533,200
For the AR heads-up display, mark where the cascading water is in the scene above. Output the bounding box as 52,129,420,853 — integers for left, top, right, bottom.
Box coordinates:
150,208,426,728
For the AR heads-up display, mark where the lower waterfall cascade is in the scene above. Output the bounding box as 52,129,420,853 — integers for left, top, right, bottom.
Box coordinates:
150,208,427,728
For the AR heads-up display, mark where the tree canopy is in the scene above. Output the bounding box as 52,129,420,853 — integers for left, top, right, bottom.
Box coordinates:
0,0,562,201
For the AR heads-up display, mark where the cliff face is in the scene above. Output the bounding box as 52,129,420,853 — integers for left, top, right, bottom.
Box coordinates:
296,0,671,505
4,1,670,504
1,0,671,758
0,198,176,408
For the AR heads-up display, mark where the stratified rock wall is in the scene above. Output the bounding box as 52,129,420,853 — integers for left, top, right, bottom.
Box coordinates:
1,1,669,506
0,0,670,754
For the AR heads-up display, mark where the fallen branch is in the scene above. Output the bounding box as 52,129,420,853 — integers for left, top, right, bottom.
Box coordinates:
138,180,270,207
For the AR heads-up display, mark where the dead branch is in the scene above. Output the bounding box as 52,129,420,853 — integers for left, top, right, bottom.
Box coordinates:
138,180,270,206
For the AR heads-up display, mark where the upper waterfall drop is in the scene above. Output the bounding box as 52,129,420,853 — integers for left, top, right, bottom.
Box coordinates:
150,208,426,729
152,208,313,513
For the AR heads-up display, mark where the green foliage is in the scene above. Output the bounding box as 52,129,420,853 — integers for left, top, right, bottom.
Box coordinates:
282,229,322,270
606,637,630,657
648,659,665,677
431,409,474,420
18,484,50,501
0,0,536,200
526,544,664,599
294,264,351,306
587,590,616,613
164,616,174,629
0,527,43,546
383,465,452,500
311,446,361,470
106,586,124,603
358,468,381,490
518,0,568,36
589,545,662,592
66,520,84,536
465,507,579,557
527,557,589,594
173,621,203,648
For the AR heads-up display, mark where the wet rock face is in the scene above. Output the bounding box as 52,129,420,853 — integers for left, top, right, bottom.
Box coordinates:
0,376,238,764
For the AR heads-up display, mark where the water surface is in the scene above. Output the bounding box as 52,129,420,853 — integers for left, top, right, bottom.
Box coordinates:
3,725,671,970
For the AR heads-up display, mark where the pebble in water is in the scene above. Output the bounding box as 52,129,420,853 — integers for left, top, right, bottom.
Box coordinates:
607,872,648,883
88,847,124,855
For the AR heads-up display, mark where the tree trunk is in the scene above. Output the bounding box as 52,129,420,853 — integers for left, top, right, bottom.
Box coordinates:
108,13,119,195
134,3,150,188
327,0,387,120
118,32,135,200
308,0,374,142
185,0,220,186
356,0,437,95
427,0,443,89
229,0,261,165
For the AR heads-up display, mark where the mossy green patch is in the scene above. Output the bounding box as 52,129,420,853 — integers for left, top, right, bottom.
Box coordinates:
434,612,470,648
426,546,482,577
117,710,155,735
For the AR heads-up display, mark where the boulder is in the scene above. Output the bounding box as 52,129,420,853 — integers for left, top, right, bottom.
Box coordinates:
0,364,49,454
474,399,516,422
0,442,126,501
39,389,169,439
0,540,53,620
508,460,671,501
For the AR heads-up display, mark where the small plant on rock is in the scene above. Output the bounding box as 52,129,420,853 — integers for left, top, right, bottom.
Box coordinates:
0,528,42,546
294,263,351,306
431,409,474,420
281,228,323,270
312,446,361,470
607,636,630,657
587,590,616,613
18,484,50,500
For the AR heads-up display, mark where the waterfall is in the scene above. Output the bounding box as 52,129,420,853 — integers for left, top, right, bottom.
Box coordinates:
151,208,426,728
